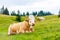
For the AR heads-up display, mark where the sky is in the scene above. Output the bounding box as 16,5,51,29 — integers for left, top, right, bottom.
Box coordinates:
0,0,60,15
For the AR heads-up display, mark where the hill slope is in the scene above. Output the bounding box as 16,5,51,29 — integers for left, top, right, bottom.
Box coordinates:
0,15,60,40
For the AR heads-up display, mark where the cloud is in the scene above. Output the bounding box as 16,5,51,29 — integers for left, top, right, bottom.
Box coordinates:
0,0,60,15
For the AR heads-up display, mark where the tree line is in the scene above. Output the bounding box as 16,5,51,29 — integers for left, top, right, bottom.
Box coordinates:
0,6,9,15
0,6,53,22
0,6,53,16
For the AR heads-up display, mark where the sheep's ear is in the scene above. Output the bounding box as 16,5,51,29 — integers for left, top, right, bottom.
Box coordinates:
25,16,29,22
25,19,29,22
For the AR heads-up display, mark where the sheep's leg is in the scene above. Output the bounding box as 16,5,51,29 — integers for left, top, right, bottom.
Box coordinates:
16,30,20,34
29,28,34,32
8,28,11,35
26,30,29,33
10,31,16,35
8,30,16,35
21,30,25,33
8,30,10,35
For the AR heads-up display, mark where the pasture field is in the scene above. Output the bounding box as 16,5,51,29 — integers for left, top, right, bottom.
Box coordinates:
0,14,60,40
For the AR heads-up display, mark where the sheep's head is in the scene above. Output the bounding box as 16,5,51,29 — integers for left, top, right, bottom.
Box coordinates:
29,15,35,26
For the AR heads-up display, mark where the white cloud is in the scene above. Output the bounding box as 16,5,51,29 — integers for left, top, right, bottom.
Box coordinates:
7,0,60,15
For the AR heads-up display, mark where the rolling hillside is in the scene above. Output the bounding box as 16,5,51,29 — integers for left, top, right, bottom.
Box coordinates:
0,14,60,40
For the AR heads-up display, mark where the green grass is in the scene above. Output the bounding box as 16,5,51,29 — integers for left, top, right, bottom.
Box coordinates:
0,14,60,40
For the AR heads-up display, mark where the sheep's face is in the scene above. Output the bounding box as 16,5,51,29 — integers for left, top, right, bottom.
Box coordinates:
29,15,35,26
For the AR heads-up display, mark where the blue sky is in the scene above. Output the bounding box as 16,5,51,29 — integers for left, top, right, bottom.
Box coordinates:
0,0,60,15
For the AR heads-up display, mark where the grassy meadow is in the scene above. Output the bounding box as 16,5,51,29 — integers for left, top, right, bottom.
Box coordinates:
0,14,60,40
